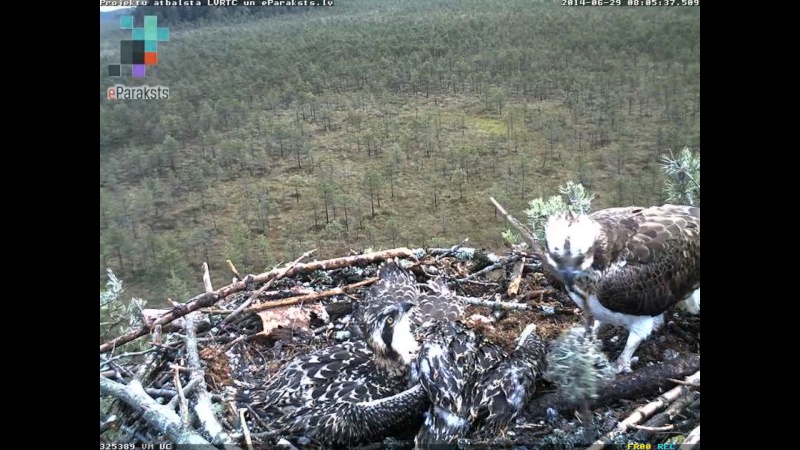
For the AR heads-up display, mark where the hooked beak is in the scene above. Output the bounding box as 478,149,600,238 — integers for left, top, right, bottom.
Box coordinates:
557,265,578,287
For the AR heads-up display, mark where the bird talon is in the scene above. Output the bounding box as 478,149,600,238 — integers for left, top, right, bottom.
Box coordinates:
613,360,633,374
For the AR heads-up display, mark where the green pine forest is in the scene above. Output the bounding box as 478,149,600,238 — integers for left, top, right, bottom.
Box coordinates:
99,0,700,304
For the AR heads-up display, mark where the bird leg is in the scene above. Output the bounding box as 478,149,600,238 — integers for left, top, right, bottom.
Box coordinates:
614,316,657,374
592,320,603,337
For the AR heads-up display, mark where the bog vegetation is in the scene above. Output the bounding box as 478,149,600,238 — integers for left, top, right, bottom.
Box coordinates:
99,0,700,302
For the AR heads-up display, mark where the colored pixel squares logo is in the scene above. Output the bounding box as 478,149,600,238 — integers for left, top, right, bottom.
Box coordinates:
107,16,169,78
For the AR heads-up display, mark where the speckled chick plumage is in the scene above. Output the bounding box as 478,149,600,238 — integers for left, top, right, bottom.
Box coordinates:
410,279,549,447
468,323,548,435
408,276,506,447
238,260,428,447
350,259,421,342
412,319,506,446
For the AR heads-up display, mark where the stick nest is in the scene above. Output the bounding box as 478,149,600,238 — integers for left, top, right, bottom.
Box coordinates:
99,246,700,449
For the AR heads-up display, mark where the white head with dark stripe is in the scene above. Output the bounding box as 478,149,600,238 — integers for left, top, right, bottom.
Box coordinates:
363,300,420,367
544,212,601,287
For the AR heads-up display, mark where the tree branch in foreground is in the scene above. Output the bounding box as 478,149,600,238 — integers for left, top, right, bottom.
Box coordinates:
183,313,237,446
219,249,315,328
528,354,700,419
586,369,700,449
683,425,700,448
100,247,413,353
244,277,377,314
99,376,211,445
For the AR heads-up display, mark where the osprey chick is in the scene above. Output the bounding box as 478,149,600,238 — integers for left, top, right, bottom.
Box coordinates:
543,204,700,373
410,279,546,446
468,323,547,434
351,260,467,346
237,262,425,447
412,319,505,447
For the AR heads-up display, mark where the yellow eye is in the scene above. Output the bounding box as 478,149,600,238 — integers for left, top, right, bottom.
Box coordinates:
386,317,395,326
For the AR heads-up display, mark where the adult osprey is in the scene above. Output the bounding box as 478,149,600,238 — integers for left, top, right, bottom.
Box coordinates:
543,204,700,374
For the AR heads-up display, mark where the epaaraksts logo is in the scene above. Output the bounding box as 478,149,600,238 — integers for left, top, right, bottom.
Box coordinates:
107,85,170,100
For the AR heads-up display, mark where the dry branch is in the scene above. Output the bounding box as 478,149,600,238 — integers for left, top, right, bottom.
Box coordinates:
227,259,242,282
202,262,214,293
524,288,555,300
528,354,700,419
507,258,525,296
101,348,157,367
433,238,470,261
167,378,200,410
219,250,315,328
100,376,211,445
489,196,539,252
173,365,189,427
586,370,700,449
631,424,673,432
540,305,582,316
244,277,378,314
459,255,519,281
633,390,699,441
99,247,413,353
683,425,700,448
464,297,531,310
668,377,701,388
239,409,254,450
184,313,237,445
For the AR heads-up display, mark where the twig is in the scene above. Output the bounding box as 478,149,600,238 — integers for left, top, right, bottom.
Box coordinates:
459,279,499,287
227,259,242,282
464,297,531,310
524,288,554,299
683,425,700,448
489,197,541,253
631,424,674,432
434,238,469,261
100,376,211,445
507,258,525,296
222,335,247,352
244,277,378,314
587,370,700,449
490,196,588,330
146,388,179,398
101,348,157,367
166,378,200,410
239,409,254,450
219,250,316,328
135,326,163,382
634,390,699,441
460,255,520,281
540,305,581,316
118,423,151,444
184,313,237,445
173,365,189,427
667,378,701,388
100,247,413,353
102,357,135,379
202,262,214,293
